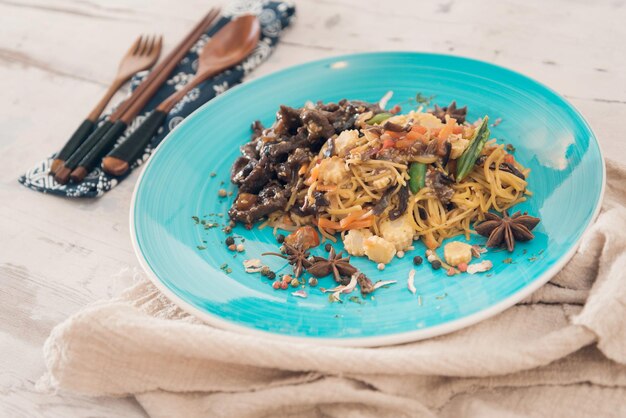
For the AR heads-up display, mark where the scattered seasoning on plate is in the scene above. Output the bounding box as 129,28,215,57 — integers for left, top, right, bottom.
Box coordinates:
209,172,216,177
272,281,280,289
228,244,236,251
377,263,385,271
236,243,245,252
276,233,285,243
491,117,503,127
348,296,364,304
218,189,227,197
220,263,232,274
290,278,299,287
225,236,235,246
197,245,206,250
308,277,318,287
324,243,332,252
280,281,289,290
191,216,200,224
435,293,448,300
223,225,232,234
432,260,442,270
267,271,276,280
418,295,423,306
413,255,423,265
397,250,405,259
292,290,308,298
503,257,514,264
505,143,516,153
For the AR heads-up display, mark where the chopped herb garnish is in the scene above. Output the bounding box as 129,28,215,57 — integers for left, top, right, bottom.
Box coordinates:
486,273,493,277
197,245,207,250
503,257,515,264
200,219,206,225
523,249,528,255
348,296,364,305
505,143,516,153
435,293,448,300
220,263,228,270
209,172,216,177
191,216,200,224
328,293,343,303
528,256,537,262
415,92,435,105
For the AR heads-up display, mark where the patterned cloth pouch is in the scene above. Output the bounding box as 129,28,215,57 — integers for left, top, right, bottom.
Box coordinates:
19,0,295,198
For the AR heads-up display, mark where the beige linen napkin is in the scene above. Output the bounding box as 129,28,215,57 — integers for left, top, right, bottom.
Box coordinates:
41,160,626,418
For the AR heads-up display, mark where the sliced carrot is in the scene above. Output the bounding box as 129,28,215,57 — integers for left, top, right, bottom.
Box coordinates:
339,209,366,229
343,217,373,230
504,154,515,165
305,164,320,185
395,138,416,149
382,138,395,149
405,130,424,141
317,217,341,231
411,125,427,134
316,184,337,192
298,163,309,176
438,120,457,139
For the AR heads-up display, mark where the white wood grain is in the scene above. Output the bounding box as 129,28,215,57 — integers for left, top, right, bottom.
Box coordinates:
0,0,625,415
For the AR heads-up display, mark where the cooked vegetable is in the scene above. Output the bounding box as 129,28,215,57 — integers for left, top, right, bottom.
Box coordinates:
366,112,393,125
408,162,426,193
456,117,490,182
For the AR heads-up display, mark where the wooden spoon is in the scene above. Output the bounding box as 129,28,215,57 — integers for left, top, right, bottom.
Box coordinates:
101,15,261,177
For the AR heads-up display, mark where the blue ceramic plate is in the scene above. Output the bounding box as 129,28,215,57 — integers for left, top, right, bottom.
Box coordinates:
131,52,604,346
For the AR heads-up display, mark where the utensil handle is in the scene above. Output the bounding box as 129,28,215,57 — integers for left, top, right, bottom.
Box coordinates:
107,110,167,162
77,120,128,170
56,119,96,162
64,120,113,169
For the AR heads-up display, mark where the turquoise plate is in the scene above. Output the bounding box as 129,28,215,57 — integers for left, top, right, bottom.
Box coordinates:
131,52,604,346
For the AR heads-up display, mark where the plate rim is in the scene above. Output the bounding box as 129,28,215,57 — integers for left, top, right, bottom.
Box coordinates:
129,51,606,347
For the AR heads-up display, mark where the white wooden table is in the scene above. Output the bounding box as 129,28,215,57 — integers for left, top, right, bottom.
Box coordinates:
1,0,625,415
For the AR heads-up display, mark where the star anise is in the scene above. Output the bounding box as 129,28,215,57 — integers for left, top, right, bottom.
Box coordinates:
306,247,357,284
474,210,540,252
262,244,311,278
429,101,468,124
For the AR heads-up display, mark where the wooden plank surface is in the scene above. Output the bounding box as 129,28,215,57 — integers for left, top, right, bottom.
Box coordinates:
1,0,624,416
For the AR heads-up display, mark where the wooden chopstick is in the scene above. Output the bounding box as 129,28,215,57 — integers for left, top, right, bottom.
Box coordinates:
55,8,221,184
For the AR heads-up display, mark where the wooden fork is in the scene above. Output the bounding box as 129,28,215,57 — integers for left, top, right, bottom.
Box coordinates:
51,34,162,174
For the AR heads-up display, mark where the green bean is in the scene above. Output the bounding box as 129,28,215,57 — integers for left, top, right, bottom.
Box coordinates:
456,117,490,182
409,162,427,193
366,112,393,125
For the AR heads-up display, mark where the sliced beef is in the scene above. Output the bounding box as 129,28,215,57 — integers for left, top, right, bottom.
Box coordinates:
228,183,289,224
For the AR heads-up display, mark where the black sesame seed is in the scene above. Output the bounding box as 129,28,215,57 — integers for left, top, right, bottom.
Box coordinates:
276,234,285,243
225,236,235,246
431,260,442,270
324,243,332,252
413,256,423,265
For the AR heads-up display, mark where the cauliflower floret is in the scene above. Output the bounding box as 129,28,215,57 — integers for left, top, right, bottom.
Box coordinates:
414,112,444,129
449,135,470,159
334,130,360,157
444,241,473,266
318,156,348,184
363,236,396,264
343,229,373,257
379,214,414,251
